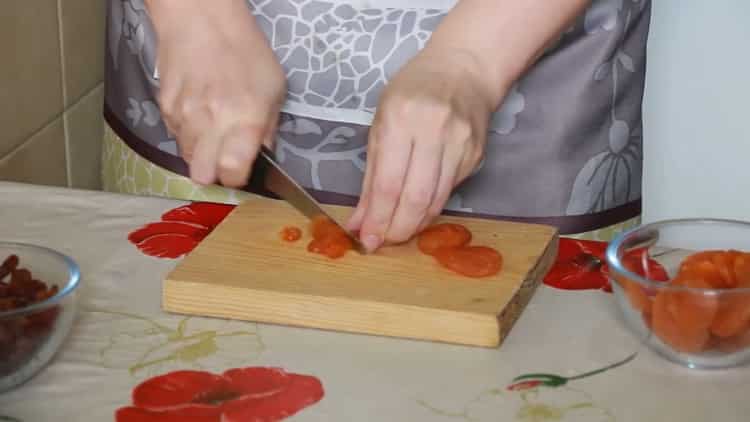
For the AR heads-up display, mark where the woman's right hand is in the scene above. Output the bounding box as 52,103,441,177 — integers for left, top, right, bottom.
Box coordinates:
145,0,286,188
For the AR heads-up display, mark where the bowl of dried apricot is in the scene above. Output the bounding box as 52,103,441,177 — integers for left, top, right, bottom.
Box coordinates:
606,218,750,369
0,242,80,392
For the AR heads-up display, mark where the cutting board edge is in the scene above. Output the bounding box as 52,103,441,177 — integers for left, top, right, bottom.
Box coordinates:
495,232,559,345
162,279,503,348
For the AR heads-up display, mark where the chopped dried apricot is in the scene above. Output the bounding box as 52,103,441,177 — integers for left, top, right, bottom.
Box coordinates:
306,216,353,259
279,226,302,242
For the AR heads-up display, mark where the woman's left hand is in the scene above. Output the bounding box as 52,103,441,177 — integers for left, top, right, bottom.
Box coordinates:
346,46,497,252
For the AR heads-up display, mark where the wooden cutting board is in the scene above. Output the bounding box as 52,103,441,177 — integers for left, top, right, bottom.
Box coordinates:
162,198,559,347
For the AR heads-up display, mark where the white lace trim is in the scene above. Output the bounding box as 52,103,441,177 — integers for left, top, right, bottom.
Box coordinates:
281,100,375,125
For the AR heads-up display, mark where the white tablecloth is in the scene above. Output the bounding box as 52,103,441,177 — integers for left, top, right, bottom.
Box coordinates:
0,181,746,421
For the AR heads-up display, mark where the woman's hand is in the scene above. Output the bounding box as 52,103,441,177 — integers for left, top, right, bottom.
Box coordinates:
347,0,590,253
146,0,286,187
346,46,495,251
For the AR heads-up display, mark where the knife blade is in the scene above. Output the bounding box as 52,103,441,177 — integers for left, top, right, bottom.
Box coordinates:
254,145,366,254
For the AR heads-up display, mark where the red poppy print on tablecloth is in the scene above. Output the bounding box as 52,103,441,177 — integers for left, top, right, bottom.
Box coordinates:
128,202,236,259
544,238,669,292
115,367,324,422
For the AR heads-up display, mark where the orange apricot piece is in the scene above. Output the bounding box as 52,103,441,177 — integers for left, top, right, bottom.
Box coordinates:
417,223,472,256
664,277,718,337
715,323,750,353
712,250,740,288
710,291,750,338
651,289,711,353
617,274,652,314
734,253,750,286
280,226,302,242
306,215,353,259
677,259,725,288
433,246,503,278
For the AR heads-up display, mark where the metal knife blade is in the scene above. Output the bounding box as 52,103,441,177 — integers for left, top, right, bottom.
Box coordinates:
255,145,366,254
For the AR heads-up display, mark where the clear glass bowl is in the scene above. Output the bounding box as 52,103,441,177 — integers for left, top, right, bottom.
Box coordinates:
606,219,750,369
0,242,80,392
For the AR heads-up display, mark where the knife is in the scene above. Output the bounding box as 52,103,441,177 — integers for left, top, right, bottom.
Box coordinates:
253,145,366,254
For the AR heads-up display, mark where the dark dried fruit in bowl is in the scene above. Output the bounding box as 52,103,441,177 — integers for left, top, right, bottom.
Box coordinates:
0,254,61,377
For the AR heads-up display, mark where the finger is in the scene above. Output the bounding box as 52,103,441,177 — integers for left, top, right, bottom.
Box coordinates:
216,122,267,188
384,140,443,243
174,117,199,163
186,117,223,186
346,127,379,232
416,146,461,233
174,109,215,175
358,130,413,252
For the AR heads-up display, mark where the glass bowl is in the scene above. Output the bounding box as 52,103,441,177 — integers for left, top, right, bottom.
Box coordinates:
606,218,750,369
0,242,80,392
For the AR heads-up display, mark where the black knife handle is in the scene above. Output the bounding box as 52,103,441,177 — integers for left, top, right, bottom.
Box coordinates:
242,145,280,200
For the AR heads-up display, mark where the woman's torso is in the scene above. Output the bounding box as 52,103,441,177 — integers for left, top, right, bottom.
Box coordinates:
104,0,651,234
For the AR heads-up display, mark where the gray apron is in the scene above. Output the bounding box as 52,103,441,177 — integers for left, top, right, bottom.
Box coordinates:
104,0,650,234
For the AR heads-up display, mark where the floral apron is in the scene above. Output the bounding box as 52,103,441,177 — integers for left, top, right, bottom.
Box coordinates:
102,0,650,240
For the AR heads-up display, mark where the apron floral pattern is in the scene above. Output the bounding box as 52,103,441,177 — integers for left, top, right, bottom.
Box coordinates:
103,0,651,237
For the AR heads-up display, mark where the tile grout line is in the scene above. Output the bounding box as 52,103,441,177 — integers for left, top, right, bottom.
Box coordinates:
0,84,104,167
0,118,64,166
56,0,72,187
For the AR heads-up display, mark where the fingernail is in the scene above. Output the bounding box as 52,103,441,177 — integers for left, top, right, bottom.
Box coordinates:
362,234,381,252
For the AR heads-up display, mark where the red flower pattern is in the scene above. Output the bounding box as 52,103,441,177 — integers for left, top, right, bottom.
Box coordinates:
544,238,669,292
128,202,236,259
128,203,670,294
115,367,324,422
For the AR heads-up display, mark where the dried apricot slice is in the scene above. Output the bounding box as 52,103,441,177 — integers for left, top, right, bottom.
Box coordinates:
710,291,750,338
652,289,711,353
433,246,502,278
621,276,652,314
616,249,669,314
676,259,725,288
734,253,750,286
677,250,744,288
712,250,740,287
716,324,750,353
417,223,472,256
664,278,718,337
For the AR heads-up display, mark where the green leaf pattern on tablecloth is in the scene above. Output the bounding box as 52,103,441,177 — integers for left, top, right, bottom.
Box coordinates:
85,308,265,379
417,386,615,422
